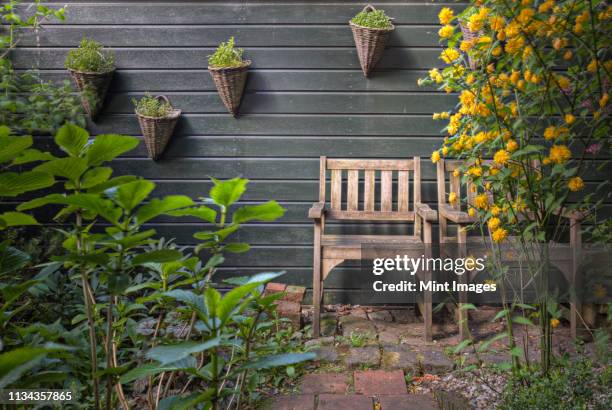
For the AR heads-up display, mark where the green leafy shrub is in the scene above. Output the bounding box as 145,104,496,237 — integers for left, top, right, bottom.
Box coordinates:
64,38,115,73
351,8,393,29
133,93,173,118
500,357,608,409
208,37,246,68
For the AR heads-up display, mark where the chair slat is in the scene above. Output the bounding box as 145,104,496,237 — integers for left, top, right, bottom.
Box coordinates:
364,170,375,211
381,170,393,212
331,169,342,210
328,159,413,170
347,170,359,211
466,179,476,208
450,171,461,211
398,171,409,212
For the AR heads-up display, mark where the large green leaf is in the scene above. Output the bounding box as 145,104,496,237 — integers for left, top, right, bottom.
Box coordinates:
11,149,55,166
0,242,30,275
166,205,216,223
217,282,261,324
131,249,182,265
240,353,316,370
209,177,248,207
80,167,113,189
136,195,194,224
163,289,206,316
86,134,139,166
0,347,51,388
0,134,32,164
120,356,197,384
1,279,38,310
54,123,89,157
87,175,139,194
34,157,88,183
232,201,285,224
107,180,155,212
17,194,66,211
146,338,221,365
0,171,54,197
0,212,37,227
204,287,222,319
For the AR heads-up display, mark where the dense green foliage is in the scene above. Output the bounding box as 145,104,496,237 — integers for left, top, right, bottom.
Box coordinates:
208,37,246,68
351,8,393,29
133,93,173,118
0,1,85,133
65,38,115,73
500,356,610,409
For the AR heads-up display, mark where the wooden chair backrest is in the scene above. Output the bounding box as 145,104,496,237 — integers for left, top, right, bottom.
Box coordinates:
318,157,421,222
436,159,479,212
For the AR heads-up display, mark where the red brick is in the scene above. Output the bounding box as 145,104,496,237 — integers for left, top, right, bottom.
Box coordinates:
354,370,407,395
377,394,439,410
275,300,301,328
267,394,314,410
318,394,373,410
283,285,306,303
265,282,287,296
299,373,348,394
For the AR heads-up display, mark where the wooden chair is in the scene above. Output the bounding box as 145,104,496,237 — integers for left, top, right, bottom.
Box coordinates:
437,159,584,339
309,157,437,340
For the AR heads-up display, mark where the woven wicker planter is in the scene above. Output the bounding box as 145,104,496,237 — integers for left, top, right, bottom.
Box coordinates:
350,5,395,78
460,22,482,70
68,68,114,119
135,96,181,160
209,60,251,116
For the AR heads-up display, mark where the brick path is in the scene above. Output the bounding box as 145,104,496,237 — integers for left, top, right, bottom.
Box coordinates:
266,370,439,410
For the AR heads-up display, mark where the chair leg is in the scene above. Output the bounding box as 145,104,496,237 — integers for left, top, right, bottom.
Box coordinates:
424,237,433,342
312,222,322,338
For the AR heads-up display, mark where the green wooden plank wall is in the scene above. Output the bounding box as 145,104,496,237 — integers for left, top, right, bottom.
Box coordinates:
10,1,504,302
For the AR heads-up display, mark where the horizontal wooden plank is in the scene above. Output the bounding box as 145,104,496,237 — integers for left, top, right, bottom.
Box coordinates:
86,114,444,136
22,25,440,47
104,92,456,114
11,48,443,69
108,158,438,180
34,135,444,158
26,3,466,25
327,158,415,170
36,69,439,92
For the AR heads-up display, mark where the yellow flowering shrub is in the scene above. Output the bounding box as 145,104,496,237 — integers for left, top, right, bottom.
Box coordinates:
420,0,610,245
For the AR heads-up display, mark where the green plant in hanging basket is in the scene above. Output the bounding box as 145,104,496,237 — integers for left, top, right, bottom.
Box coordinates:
208,36,247,68
132,93,173,118
65,37,115,73
351,6,393,29
64,38,116,118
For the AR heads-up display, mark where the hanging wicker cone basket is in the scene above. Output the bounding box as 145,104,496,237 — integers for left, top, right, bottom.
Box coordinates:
208,60,251,116
68,68,114,119
459,22,483,70
349,4,395,78
135,95,181,161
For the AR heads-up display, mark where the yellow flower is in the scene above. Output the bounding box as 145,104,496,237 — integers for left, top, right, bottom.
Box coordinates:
490,205,501,216
487,217,501,231
506,140,518,152
440,48,460,63
442,146,449,156
492,46,502,56
544,126,556,140
599,93,609,108
568,176,584,192
549,145,571,164
468,207,476,217
439,7,454,25
465,73,475,85
563,50,573,60
460,39,475,52
493,149,511,165
490,15,505,31
565,114,576,125
517,8,535,25
468,166,482,177
556,75,570,90
431,150,441,163
468,13,485,32
550,318,560,328
492,227,507,242
439,24,455,38
448,192,457,204
505,36,525,55
538,0,554,13
474,194,489,209
587,59,598,72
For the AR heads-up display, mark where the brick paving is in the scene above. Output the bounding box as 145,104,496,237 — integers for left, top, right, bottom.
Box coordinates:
354,369,407,395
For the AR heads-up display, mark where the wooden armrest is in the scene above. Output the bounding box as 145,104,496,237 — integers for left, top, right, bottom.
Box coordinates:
308,202,325,219
439,204,477,224
415,203,437,221
553,207,586,220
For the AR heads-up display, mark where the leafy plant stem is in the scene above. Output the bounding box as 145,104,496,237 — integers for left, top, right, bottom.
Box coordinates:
235,309,263,409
